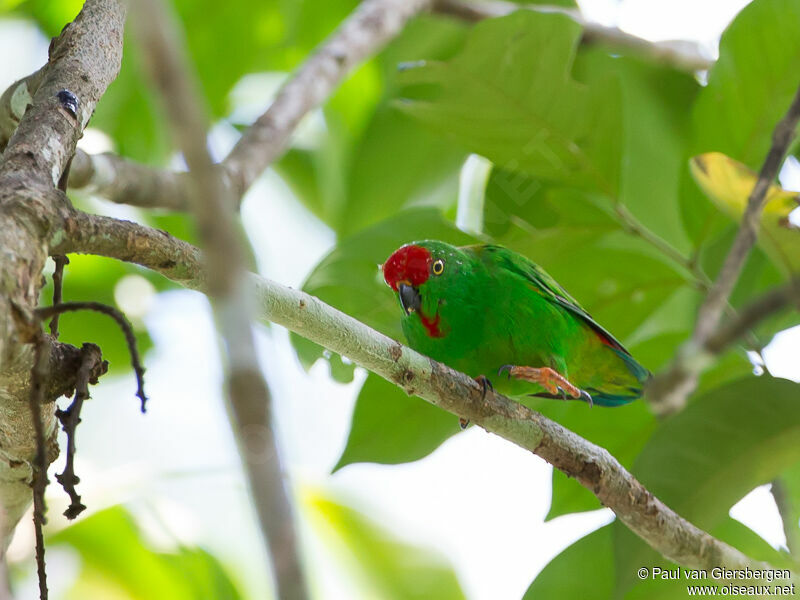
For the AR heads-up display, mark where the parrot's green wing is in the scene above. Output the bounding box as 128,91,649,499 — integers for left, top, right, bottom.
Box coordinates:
470,244,629,353
468,244,650,405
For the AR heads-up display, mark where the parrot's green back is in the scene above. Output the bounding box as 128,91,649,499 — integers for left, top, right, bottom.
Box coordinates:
382,241,649,406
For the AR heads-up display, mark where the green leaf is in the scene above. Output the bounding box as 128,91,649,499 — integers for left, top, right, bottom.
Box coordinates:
275,15,468,234
523,525,614,599
337,105,465,236
610,54,697,253
13,0,82,35
692,0,800,169
683,0,800,244
614,375,800,595
638,376,800,529
50,506,243,600
774,462,800,557
397,11,622,196
304,489,466,600
334,373,460,471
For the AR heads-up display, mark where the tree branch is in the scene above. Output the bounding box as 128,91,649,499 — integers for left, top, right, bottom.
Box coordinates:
647,82,800,417
223,0,435,199
0,0,125,550
432,0,712,72
53,213,793,577
130,1,308,597
68,149,191,210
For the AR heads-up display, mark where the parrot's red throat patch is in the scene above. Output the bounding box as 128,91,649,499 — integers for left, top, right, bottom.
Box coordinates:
419,312,443,338
382,245,431,291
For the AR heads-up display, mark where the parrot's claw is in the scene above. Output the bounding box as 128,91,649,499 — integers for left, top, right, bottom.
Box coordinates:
580,390,594,408
556,386,568,401
460,375,494,430
498,364,513,379
474,374,494,400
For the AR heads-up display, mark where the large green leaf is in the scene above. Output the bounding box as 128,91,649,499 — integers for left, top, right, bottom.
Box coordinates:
774,462,800,558
274,15,468,234
334,373,461,471
304,489,466,600
682,0,800,244
397,11,622,196
337,105,465,236
636,376,800,529
610,54,697,253
614,375,800,595
50,506,243,600
523,525,615,599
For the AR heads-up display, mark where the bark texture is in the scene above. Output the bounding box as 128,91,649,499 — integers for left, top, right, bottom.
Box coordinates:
0,0,125,548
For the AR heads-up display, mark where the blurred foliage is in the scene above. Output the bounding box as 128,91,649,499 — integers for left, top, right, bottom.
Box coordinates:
49,506,243,600
3,0,800,597
303,488,466,600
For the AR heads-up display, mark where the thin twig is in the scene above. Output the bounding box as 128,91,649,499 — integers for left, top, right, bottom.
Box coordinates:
55,343,106,519
614,203,711,289
648,82,800,416
693,86,800,344
28,330,50,600
48,255,69,338
705,280,800,354
34,302,147,412
55,215,796,578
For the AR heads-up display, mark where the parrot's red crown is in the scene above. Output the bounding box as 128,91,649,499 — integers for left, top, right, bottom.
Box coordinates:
382,245,431,291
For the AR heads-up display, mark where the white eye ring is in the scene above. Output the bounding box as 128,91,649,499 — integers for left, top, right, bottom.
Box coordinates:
432,259,444,275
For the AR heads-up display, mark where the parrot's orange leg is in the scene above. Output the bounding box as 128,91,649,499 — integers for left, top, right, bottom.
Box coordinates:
499,365,581,399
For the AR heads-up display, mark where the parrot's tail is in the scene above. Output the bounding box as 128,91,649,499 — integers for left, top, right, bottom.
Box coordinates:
587,348,651,407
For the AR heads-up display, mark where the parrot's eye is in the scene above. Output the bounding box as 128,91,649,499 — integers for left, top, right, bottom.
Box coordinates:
432,259,444,275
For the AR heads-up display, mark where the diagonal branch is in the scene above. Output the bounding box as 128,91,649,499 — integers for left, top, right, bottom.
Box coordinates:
223,0,434,199
130,1,308,598
68,149,192,210
647,82,800,416
53,212,794,578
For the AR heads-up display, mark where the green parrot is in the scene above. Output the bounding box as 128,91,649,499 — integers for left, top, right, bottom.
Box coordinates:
382,241,650,412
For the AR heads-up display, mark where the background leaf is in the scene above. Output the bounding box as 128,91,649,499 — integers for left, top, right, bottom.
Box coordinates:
397,11,622,196
50,506,243,600
304,489,466,600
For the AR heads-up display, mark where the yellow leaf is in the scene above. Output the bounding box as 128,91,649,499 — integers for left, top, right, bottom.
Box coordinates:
690,152,800,274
